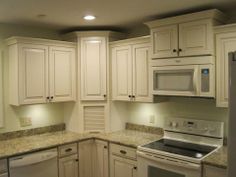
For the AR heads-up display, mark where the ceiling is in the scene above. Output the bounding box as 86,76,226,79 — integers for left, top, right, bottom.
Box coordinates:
0,0,236,31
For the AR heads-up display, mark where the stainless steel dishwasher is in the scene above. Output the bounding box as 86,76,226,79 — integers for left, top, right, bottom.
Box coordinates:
0,159,8,177
9,148,58,177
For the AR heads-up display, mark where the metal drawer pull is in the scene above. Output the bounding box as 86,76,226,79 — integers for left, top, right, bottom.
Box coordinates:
120,150,127,154
65,148,73,152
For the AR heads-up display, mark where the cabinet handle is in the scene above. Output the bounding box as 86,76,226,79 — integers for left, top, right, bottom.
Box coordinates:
75,159,79,162
128,95,132,98
50,96,54,100
178,48,182,52
104,146,107,149
173,49,177,53
133,167,137,170
103,95,106,98
120,150,127,154
65,148,72,152
46,96,50,100
132,95,135,98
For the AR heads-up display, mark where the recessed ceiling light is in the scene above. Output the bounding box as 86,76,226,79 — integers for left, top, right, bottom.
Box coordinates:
83,15,96,21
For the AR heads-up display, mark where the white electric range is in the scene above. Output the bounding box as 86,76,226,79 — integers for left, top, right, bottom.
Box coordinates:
137,118,224,177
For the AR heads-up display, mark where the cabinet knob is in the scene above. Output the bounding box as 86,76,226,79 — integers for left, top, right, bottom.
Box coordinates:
120,150,127,154
173,49,177,53
132,95,135,98
46,96,50,100
104,146,107,149
75,159,79,162
50,96,54,100
103,94,106,98
133,167,137,170
178,48,182,52
128,95,132,98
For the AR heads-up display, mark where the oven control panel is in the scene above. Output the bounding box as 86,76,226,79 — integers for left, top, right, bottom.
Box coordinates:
164,118,224,138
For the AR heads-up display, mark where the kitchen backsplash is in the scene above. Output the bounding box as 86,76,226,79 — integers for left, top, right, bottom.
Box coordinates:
127,97,228,136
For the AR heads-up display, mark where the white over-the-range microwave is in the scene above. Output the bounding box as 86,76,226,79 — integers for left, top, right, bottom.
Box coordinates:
151,56,215,97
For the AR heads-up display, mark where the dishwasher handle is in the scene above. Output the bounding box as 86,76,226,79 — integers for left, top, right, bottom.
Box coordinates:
10,150,58,168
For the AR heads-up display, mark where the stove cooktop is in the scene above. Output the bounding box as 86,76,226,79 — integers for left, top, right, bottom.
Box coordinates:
141,138,217,159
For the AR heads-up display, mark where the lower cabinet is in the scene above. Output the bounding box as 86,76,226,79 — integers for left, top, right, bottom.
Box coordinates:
59,154,79,177
58,143,79,177
110,143,137,177
203,165,227,177
79,139,109,177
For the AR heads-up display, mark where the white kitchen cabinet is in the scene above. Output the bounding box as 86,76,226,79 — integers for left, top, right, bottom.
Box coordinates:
215,26,236,107
79,140,94,177
7,37,76,105
94,140,109,177
59,154,79,177
145,9,226,59
49,46,76,102
203,165,227,177
111,45,132,101
110,144,137,177
111,36,152,102
151,25,178,58
0,50,4,128
80,37,107,101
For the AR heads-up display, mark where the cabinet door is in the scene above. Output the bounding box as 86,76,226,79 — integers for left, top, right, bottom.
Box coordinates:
49,46,76,102
216,32,236,107
79,140,94,177
81,37,107,101
151,25,178,58
132,43,152,102
110,155,137,177
179,19,213,56
59,154,79,177
111,45,132,101
94,140,109,177
19,44,48,104
203,165,227,177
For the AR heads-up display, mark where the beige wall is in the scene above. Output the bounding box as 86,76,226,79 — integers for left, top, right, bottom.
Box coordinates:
0,23,64,133
127,97,228,136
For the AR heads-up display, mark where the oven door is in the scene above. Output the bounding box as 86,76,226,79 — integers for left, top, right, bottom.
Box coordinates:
137,151,201,177
152,65,199,96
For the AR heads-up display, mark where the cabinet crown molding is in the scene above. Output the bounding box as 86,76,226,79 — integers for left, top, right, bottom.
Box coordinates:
110,35,150,47
64,30,125,42
214,23,236,34
5,36,76,47
145,9,227,28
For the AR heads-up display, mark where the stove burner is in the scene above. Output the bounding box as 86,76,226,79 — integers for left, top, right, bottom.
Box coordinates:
142,138,217,159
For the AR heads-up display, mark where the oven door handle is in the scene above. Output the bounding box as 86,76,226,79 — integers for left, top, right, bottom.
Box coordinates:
137,151,201,170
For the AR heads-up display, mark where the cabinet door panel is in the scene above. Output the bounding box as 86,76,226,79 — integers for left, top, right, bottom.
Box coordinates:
110,155,137,177
132,43,152,102
59,154,79,177
94,140,108,177
216,32,236,107
81,37,107,100
151,25,178,58
19,44,48,104
179,19,213,56
79,140,94,177
112,46,132,101
49,46,76,102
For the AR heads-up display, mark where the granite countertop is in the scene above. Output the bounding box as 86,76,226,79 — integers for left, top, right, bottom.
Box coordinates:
202,146,227,169
0,130,162,159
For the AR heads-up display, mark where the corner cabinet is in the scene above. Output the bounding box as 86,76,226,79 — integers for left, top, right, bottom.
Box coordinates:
7,37,76,106
215,24,236,107
111,36,152,102
145,9,226,59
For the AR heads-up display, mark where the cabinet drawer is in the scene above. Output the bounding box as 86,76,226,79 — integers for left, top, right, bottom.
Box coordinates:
59,143,78,157
110,143,137,160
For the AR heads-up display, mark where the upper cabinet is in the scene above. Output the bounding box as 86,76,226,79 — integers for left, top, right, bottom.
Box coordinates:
7,37,76,106
145,9,227,59
215,24,236,107
80,36,107,101
65,31,124,101
111,36,152,102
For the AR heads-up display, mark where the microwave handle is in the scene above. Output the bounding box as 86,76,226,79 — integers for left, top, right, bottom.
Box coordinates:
193,67,199,95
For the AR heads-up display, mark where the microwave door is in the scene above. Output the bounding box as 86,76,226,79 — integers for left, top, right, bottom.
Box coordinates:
152,65,199,96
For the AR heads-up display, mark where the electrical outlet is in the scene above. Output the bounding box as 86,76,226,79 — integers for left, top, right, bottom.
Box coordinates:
149,115,155,124
20,117,32,127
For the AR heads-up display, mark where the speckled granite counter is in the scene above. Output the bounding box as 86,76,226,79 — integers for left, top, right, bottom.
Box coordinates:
202,146,227,169
0,130,162,159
